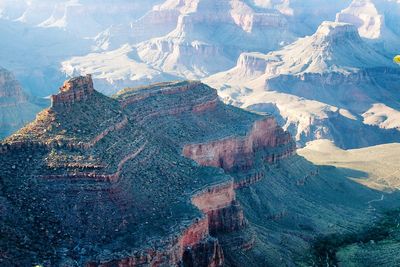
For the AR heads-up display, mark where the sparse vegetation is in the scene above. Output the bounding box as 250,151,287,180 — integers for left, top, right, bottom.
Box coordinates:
307,209,400,266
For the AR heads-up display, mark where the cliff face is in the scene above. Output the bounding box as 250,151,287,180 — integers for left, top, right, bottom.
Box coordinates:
266,67,400,113
116,80,298,264
183,117,295,171
51,74,94,107
205,21,400,149
192,181,246,235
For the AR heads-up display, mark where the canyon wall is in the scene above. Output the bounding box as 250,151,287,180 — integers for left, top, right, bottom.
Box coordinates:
0,67,45,138
183,117,295,171
88,181,239,267
192,181,246,235
87,217,219,267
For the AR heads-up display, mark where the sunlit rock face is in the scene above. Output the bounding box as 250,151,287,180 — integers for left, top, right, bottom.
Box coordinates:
336,0,384,39
205,20,400,148
51,74,94,107
335,0,400,54
62,0,298,94
136,0,294,80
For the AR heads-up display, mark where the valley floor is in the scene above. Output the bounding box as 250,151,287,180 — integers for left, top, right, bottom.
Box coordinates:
298,140,400,266
298,140,400,191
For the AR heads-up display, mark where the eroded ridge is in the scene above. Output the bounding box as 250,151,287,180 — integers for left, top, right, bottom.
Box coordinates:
0,75,298,266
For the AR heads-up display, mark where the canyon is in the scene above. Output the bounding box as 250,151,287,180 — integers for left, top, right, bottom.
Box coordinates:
1,0,399,150
0,0,398,98
1,1,400,266
205,20,400,148
0,76,294,266
2,75,398,266
60,0,298,95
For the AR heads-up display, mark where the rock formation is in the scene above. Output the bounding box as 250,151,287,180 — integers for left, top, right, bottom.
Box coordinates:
51,74,94,107
205,20,400,148
0,76,294,266
335,0,400,54
60,0,299,94
183,117,295,171
1,75,395,266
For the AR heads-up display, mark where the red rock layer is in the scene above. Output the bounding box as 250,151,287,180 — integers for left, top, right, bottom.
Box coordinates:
182,117,295,171
88,181,244,266
234,171,264,189
192,98,218,113
87,214,222,267
51,74,94,107
192,181,246,235
192,181,236,213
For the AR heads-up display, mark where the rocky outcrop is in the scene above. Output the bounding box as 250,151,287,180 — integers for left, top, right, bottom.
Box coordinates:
51,74,94,107
192,182,236,213
230,1,287,33
236,53,269,76
183,117,295,171
207,200,245,235
191,181,246,235
182,237,224,267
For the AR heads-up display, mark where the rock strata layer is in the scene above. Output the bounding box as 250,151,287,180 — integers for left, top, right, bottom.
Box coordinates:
0,76,296,266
